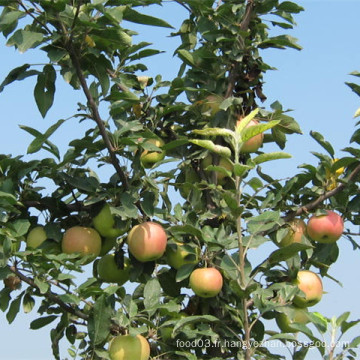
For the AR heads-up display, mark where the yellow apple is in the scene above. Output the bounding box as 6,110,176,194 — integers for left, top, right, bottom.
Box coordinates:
109,334,150,360
26,226,47,249
165,241,200,269
293,270,323,308
140,138,166,168
189,267,223,298
97,254,130,285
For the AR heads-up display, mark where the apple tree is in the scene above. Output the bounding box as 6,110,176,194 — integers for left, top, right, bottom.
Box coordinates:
1,1,360,359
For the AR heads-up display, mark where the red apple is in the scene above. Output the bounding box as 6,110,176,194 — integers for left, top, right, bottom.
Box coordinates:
109,334,150,360
293,270,323,308
127,222,167,262
306,210,344,244
278,219,307,247
237,118,264,153
189,267,223,298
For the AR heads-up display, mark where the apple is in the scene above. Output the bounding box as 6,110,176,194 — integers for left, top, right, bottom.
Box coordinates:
202,155,232,184
109,334,150,360
97,254,130,285
276,307,310,333
293,270,323,308
201,95,223,116
127,222,167,262
26,226,47,249
61,226,101,262
278,219,307,247
237,118,264,153
189,267,223,298
306,210,344,244
4,275,21,291
93,203,123,238
140,138,166,168
165,241,200,269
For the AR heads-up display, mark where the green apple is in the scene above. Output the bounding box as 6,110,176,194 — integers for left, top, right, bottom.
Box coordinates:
276,307,310,333
109,334,150,360
189,267,223,298
201,95,223,116
62,226,101,263
202,155,232,185
278,219,307,247
165,241,200,269
26,226,47,249
293,270,323,308
93,203,123,238
97,254,130,285
140,138,166,168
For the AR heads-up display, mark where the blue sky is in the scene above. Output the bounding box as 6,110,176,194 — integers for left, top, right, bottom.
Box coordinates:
0,1,360,359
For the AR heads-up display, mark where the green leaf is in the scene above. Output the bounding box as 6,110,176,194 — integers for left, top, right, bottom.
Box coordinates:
34,277,50,294
173,315,219,334
310,131,335,157
354,107,360,118
269,243,312,264
189,140,231,157
123,8,173,28
88,294,113,346
241,120,280,143
258,35,302,50
7,30,44,53
6,293,23,324
0,287,11,312
23,119,65,156
233,163,254,177
349,336,360,348
30,315,58,330
144,278,161,313
346,82,360,97
58,294,81,305
34,65,56,118
277,1,304,13
252,152,292,165
193,128,234,137
177,49,196,67
0,64,38,93
175,263,196,282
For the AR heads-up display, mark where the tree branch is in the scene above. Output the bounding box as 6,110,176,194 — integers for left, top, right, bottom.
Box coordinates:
284,162,360,222
8,265,89,321
66,45,129,189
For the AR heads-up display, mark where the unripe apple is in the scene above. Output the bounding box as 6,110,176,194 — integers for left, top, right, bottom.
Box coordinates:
189,267,223,298
127,222,167,262
61,226,101,262
201,95,223,116
202,155,232,184
26,226,47,249
99,236,117,256
109,334,150,360
306,210,344,244
93,203,123,238
165,241,200,269
97,254,130,285
276,307,310,333
140,138,166,168
278,219,307,247
293,270,323,308
237,118,264,153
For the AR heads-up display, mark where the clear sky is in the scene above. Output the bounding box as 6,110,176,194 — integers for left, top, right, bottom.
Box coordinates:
0,1,360,359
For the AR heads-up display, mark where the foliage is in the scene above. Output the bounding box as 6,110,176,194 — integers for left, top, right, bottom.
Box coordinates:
0,1,360,360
